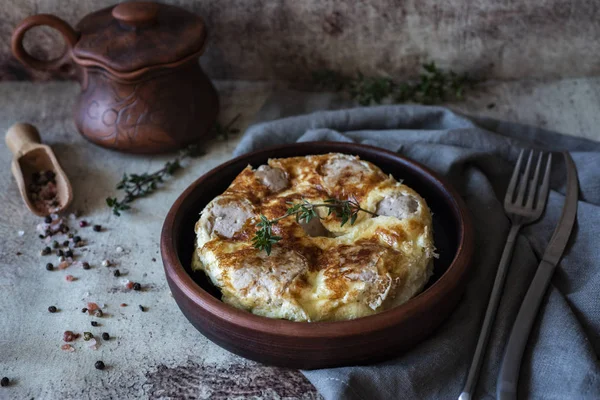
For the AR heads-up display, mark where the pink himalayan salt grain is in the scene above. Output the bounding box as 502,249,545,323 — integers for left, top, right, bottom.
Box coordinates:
65,275,76,282
87,302,99,311
61,344,75,352
58,261,70,270
125,281,134,290
120,303,127,307
88,338,98,349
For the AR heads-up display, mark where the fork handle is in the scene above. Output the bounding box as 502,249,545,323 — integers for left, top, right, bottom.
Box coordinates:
459,223,521,400
497,259,555,400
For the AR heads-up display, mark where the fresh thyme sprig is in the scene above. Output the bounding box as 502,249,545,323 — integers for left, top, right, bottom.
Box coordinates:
312,62,473,106
252,197,378,255
106,115,241,216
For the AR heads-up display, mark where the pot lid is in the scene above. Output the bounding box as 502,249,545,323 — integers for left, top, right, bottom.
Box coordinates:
72,2,206,75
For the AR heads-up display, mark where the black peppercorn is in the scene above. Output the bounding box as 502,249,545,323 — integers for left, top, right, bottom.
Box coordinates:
48,305,57,313
65,250,73,258
94,361,105,370
63,240,70,247
138,305,145,312
82,262,91,270
93,225,102,232
95,310,103,318
52,240,59,249
39,234,45,239
44,215,52,223
41,246,51,255
46,263,54,271
0,377,9,387
68,233,74,239
91,321,98,327
57,249,64,257
73,236,81,243
82,307,88,313
102,332,110,340
113,269,121,277
133,282,141,291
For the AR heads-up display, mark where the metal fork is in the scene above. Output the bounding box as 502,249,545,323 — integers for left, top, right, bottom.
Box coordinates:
458,150,552,400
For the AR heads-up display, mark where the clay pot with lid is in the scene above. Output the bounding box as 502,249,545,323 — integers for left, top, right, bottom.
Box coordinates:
11,2,219,154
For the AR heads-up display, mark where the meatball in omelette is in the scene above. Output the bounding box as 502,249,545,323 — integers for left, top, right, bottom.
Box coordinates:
192,153,435,322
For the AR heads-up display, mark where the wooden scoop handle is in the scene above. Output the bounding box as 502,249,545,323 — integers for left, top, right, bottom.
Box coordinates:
5,123,42,156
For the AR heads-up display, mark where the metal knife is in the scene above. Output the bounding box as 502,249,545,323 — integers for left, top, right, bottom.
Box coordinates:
497,152,579,400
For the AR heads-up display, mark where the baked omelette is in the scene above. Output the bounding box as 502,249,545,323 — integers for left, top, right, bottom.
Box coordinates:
192,153,435,322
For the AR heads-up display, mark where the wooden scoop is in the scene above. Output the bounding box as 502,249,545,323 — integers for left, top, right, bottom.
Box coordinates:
6,123,73,216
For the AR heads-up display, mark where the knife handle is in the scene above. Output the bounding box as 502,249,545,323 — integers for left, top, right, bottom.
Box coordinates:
497,259,556,400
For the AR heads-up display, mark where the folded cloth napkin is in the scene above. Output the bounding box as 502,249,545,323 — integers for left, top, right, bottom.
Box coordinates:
234,97,600,400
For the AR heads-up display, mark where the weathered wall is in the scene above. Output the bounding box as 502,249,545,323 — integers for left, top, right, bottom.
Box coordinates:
1,0,599,82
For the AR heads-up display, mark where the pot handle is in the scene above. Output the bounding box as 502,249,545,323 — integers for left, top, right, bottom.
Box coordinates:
11,14,79,72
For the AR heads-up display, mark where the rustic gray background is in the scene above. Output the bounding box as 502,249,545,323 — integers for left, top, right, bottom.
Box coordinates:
2,0,600,82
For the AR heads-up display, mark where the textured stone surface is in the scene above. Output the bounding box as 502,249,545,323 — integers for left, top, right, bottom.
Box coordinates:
1,0,600,82
0,77,598,399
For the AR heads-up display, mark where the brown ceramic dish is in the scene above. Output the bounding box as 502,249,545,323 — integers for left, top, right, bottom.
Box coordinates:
161,142,474,369
11,2,218,154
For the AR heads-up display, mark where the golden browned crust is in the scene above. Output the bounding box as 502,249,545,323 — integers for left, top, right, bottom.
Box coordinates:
193,153,435,322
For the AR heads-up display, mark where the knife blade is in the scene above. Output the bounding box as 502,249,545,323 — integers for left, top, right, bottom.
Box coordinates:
497,151,579,400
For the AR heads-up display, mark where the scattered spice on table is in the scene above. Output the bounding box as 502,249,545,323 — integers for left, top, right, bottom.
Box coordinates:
113,269,121,277
61,344,74,352
63,331,79,342
138,305,145,312
94,361,105,370
65,250,73,258
88,338,98,350
41,246,51,256
79,220,88,228
46,263,54,271
0,377,8,387
151,257,156,262
94,310,103,318
52,240,59,248
83,332,93,341
101,259,110,267
102,332,110,340
133,282,141,291
48,306,57,313
93,225,102,232
91,321,99,327
120,303,127,307
82,262,90,270
65,275,75,282
87,302,99,311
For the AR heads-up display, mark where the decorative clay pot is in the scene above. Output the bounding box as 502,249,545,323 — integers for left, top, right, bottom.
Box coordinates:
12,2,219,154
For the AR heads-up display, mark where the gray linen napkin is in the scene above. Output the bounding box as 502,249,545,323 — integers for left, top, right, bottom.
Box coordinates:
233,95,600,400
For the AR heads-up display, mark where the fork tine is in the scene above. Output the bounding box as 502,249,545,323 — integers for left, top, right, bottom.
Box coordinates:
505,149,524,206
525,152,544,209
535,153,552,211
515,150,534,206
